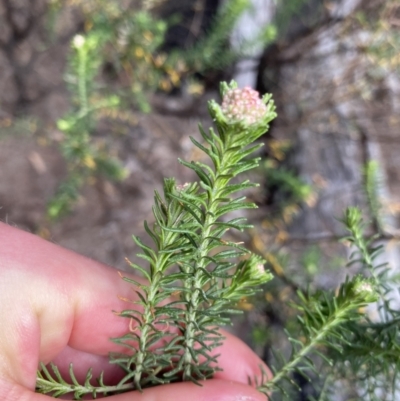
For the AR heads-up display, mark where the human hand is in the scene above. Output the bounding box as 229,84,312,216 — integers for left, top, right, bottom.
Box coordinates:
0,222,269,400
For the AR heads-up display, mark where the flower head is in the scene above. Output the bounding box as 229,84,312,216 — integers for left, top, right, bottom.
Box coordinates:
221,86,269,126
207,81,276,137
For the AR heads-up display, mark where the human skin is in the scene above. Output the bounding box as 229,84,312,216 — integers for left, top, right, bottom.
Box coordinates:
0,222,269,401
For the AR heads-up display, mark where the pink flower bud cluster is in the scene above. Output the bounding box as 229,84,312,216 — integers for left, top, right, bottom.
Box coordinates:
221,86,267,126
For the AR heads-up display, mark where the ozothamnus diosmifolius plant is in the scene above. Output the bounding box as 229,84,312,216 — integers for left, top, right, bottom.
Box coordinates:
36,83,383,400
36,81,275,397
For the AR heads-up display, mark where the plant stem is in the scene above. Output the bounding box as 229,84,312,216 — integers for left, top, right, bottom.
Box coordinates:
77,46,89,117
36,377,135,397
129,251,175,388
132,272,161,388
182,136,232,380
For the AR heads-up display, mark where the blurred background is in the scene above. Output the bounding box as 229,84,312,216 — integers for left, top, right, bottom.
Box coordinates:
1,0,399,399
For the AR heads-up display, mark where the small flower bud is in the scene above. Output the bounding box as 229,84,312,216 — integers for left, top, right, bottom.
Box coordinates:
225,255,272,302
249,262,271,284
350,275,379,303
237,255,272,287
176,183,190,192
72,34,86,49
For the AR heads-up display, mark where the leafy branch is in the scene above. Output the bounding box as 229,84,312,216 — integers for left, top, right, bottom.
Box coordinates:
258,275,378,398
48,32,126,219
36,363,135,398
110,82,276,387
255,207,381,399
37,81,276,397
